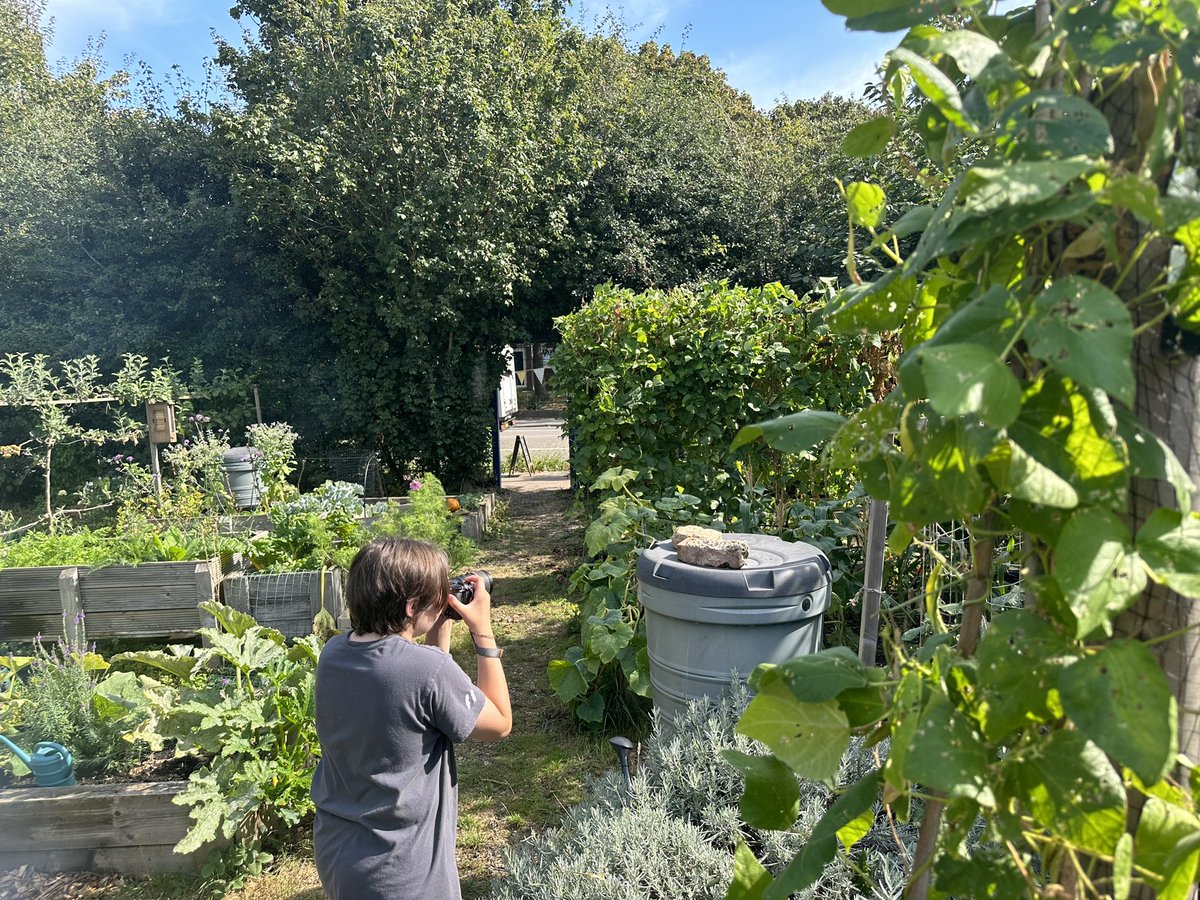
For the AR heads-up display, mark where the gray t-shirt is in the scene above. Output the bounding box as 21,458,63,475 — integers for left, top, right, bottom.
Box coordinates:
311,633,486,900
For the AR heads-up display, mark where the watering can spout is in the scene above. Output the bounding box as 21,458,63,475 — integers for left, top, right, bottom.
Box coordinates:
0,733,76,787
0,732,31,766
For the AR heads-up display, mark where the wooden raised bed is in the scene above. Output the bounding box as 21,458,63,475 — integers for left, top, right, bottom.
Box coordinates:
0,781,217,875
0,559,224,644
222,568,344,639
458,493,497,541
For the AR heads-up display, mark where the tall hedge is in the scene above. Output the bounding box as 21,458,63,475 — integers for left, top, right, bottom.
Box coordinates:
554,281,875,516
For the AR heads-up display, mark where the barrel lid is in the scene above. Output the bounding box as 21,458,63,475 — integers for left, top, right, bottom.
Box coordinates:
637,533,830,599
223,446,262,464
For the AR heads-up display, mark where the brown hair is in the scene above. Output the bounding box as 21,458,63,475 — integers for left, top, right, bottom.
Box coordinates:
345,537,450,635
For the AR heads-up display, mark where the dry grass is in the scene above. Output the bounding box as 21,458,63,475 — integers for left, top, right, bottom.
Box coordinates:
18,485,608,900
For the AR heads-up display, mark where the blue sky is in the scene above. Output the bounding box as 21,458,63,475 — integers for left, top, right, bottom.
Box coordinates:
39,1,900,108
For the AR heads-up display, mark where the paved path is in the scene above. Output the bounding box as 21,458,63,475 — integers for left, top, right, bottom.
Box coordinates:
501,470,570,493
498,408,571,493
503,409,568,454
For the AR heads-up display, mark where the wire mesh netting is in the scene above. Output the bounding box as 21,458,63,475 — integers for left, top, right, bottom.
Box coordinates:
222,570,344,639
296,451,384,496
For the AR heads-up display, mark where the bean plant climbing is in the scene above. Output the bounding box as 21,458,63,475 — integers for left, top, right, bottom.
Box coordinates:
726,2,1200,899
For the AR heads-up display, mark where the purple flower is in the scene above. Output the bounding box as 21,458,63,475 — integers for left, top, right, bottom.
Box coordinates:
220,676,231,687
183,440,191,447
125,455,135,463
409,480,422,491
74,611,86,623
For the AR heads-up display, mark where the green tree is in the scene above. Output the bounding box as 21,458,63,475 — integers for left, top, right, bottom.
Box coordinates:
0,1,323,444
214,0,592,486
518,35,793,336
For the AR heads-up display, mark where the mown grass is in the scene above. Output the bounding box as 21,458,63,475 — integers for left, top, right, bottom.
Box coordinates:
89,484,607,900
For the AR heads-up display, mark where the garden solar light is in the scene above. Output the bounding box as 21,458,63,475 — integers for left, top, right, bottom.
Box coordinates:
609,735,635,787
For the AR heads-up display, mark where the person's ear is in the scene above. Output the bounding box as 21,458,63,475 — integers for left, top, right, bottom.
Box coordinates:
405,597,417,620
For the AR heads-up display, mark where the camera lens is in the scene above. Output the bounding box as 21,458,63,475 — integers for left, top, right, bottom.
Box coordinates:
445,570,491,620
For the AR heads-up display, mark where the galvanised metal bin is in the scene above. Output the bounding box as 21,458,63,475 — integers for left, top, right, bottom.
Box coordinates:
221,447,264,509
637,533,832,726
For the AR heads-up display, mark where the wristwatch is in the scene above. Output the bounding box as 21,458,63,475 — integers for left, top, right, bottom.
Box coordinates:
476,644,504,659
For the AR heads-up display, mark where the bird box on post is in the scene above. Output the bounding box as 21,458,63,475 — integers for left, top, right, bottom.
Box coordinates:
146,402,177,444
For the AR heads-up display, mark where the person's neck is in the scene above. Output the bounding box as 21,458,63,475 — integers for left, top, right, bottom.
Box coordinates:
348,629,415,642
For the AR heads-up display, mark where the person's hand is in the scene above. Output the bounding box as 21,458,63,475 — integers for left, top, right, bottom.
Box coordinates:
425,608,454,651
446,574,493,639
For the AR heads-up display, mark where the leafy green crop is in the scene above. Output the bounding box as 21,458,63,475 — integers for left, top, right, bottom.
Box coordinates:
111,601,323,889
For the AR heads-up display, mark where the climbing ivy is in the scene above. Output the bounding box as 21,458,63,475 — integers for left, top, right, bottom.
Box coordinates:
727,2,1200,898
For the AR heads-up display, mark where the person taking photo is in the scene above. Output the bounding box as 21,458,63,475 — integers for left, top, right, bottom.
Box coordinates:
310,537,512,899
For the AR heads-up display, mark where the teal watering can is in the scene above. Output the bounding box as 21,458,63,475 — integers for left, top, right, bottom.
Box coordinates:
0,733,76,786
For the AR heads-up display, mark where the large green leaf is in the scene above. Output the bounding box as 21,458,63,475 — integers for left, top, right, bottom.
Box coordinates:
1055,508,1147,638
923,418,993,517
903,692,995,806
1059,640,1178,784
1064,3,1165,67
997,91,1114,160
836,683,889,729
915,343,1022,428
888,47,974,132
1135,797,1200,900
575,692,604,723
923,29,1015,87
1007,729,1126,856
730,410,846,454
985,438,1079,509
109,648,205,683
762,772,881,900
724,841,772,900
1010,378,1127,508
736,687,850,782
771,646,872,702
585,612,634,663
1027,277,1134,406
935,847,1027,899
923,286,1023,356
823,0,959,32
1137,508,1200,598
1112,409,1190,510
956,159,1095,217
840,116,895,157
846,181,886,228
723,749,800,830
547,658,587,702
975,609,1074,741
825,272,917,333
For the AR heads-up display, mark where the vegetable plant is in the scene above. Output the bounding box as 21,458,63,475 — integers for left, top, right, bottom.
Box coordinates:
111,601,323,888
726,3,1200,898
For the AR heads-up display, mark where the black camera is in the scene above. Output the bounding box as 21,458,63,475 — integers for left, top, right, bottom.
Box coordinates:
446,570,492,619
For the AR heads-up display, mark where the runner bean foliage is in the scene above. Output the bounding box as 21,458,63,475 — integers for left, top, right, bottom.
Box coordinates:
726,3,1200,898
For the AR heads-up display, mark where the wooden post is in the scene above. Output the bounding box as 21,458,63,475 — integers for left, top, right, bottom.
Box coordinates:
59,567,82,648
194,562,216,631
308,571,325,620
252,385,263,425
858,499,888,666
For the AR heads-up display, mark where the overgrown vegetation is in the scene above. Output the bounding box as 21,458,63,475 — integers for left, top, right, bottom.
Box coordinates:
555,282,874,516
725,3,1200,898
0,0,914,495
